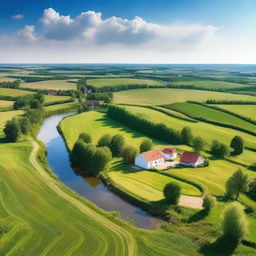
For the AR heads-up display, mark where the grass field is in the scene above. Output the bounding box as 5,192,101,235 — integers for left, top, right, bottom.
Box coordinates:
87,78,163,87
165,102,256,134
113,88,256,105
0,100,13,108
171,80,250,89
214,104,256,121
21,79,77,90
0,77,17,82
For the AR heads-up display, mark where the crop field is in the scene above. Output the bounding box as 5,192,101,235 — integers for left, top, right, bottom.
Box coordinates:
113,88,256,105
0,88,33,97
0,100,13,108
214,104,256,120
166,102,256,134
21,79,77,90
87,78,163,87
171,80,250,89
0,77,17,82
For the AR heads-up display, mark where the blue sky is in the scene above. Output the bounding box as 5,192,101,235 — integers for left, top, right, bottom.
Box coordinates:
1,0,256,63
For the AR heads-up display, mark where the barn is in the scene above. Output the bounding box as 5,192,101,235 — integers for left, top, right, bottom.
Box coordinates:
180,151,205,167
135,150,165,169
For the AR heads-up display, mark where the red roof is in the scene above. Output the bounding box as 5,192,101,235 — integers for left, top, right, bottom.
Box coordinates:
87,100,100,106
180,152,202,163
142,150,164,162
162,147,176,154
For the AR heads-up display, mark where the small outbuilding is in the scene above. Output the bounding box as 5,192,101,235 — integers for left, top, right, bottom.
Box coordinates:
180,151,205,168
135,150,165,169
161,147,177,161
86,100,100,109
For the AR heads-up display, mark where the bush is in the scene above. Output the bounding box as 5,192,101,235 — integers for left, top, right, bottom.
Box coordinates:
19,117,31,135
92,147,112,174
139,139,153,152
163,182,181,205
222,202,248,244
230,136,244,155
4,118,21,142
109,134,125,157
203,194,216,213
192,136,205,154
210,140,229,158
79,132,92,143
97,134,112,147
180,127,193,145
121,145,138,164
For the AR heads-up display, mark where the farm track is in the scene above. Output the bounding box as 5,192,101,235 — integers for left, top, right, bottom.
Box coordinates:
30,141,137,256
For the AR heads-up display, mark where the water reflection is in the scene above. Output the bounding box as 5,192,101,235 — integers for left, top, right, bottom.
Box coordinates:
37,112,163,229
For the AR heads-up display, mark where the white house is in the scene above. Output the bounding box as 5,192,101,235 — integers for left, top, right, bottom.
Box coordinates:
135,150,165,169
180,151,205,168
161,147,177,161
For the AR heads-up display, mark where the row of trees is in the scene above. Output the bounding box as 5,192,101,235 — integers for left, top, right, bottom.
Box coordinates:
0,80,20,89
87,92,113,103
206,100,256,105
14,93,44,109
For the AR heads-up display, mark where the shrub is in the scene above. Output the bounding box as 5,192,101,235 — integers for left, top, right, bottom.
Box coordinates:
226,169,250,200
163,182,181,205
192,136,205,154
121,145,138,164
203,194,216,213
4,118,21,142
109,134,125,157
139,139,153,152
92,147,112,174
222,202,248,244
210,140,229,158
19,117,31,135
79,132,92,143
180,127,193,145
97,134,112,147
230,136,244,155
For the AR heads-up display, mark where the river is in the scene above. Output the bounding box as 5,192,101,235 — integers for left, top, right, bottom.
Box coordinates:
37,112,163,229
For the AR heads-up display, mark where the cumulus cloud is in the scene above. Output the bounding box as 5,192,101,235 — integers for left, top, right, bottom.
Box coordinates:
39,8,217,48
17,25,37,41
12,14,24,19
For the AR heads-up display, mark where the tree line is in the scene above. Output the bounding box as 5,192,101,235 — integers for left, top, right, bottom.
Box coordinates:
206,100,256,105
0,80,20,89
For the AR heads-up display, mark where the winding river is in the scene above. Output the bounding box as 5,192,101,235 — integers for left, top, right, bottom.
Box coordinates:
37,112,163,229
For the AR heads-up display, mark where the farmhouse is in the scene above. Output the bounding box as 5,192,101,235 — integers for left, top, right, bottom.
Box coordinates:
48,90,57,96
86,100,100,109
161,147,177,161
180,151,205,168
135,150,165,169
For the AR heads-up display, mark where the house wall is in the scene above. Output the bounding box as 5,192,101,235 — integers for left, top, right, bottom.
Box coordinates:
135,155,148,169
147,158,164,169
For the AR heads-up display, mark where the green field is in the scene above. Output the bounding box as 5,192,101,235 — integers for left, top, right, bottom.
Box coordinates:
21,79,77,90
214,104,256,121
171,80,250,89
165,102,256,134
87,78,163,87
113,88,256,105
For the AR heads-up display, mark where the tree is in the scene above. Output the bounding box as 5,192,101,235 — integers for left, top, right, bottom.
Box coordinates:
121,145,138,164
79,132,92,143
139,139,153,153
92,147,112,174
4,118,21,142
19,117,31,135
230,136,244,155
192,136,205,154
30,99,42,109
203,194,216,213
163,182,181,205
226,169,250,200
97,134,112,147
34,93,44,104
109,134,125,157
222,202,248,244
210,140,229,158
180,127,193,145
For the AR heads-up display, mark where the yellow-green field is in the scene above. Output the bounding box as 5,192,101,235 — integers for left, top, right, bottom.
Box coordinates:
0,100,13,108
0,77,17,82
113,88,256,105
87,78,163,88
214,104,256,120
21,79,77,90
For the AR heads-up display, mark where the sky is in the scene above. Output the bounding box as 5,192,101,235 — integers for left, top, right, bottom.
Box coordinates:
1,0,256,63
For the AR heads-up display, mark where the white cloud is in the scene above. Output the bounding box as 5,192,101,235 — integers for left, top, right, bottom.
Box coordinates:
12,14,24,19
17,25,37,41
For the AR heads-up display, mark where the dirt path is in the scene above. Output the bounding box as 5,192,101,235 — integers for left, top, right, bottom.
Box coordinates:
179,195,203,209
30,141,137,256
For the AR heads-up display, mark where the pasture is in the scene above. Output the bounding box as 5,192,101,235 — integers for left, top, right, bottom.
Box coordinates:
215,104,256,121
0,100,13,108
87,78,163,88
171,80,250,89
113,88,256,105
21,79,77,90
165,102,256,134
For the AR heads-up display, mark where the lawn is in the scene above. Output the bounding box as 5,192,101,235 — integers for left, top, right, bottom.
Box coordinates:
113,88,256,105
171,80,250,89
87,78,163,88
214,104,256,121
165,102,256,135
21,79,77,90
